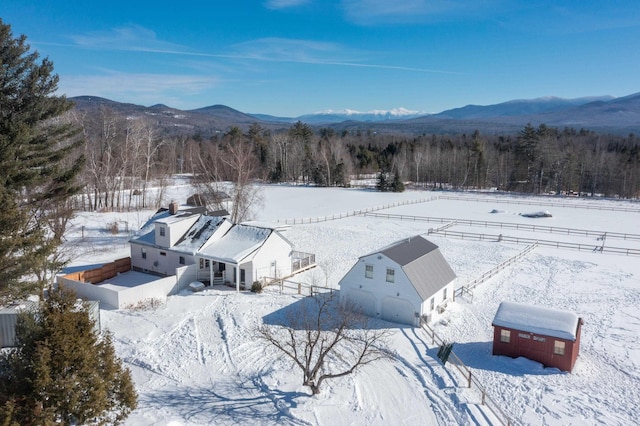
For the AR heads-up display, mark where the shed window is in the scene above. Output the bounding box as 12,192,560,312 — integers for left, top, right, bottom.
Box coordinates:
500,329,511,343
365,264,373,279
141,248,147,259
159,226,166,237
553,340,565,356
386,268,395,283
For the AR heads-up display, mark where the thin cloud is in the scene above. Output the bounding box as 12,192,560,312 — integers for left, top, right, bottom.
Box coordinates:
58,71,218,107
230,37,461,74
340,0,492,25
264,0,310,10
68,25,193,53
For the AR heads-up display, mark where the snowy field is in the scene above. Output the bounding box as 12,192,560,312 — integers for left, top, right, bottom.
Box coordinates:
62,184,640,426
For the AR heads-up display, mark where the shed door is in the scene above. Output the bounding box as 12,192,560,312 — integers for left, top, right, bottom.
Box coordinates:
345,290,376,317
381,297,416,326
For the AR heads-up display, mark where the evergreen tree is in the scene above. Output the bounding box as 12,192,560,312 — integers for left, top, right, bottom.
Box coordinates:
0,19,84,302
0,286,137,425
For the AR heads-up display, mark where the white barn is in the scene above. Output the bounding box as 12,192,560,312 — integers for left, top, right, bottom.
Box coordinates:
339,235,457,326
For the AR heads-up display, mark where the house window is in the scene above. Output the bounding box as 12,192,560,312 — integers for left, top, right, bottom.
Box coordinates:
553,340,565,356
365,264,373,279
179,256,185,265
199,258,204,269
500,329,511,343
141,248,147,259
160,251,166,256
159,226,166,237
442,287,447,301
386,268,395,283
430,298,435,311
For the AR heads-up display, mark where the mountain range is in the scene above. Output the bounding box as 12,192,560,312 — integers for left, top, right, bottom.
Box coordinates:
69,92,640,137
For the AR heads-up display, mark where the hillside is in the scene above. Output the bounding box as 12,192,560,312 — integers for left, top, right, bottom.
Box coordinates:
70,92,640,136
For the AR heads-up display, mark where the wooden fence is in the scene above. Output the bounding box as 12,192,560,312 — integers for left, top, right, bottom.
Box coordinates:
431,230,640,256
62,257,131,284
264,277,334,297
436,194,640,213
366,212,640,242
420,320,513,426
454,243,538,301
278,197,435,225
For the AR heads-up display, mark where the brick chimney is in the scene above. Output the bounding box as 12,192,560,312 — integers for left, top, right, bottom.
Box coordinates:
169,200,179,215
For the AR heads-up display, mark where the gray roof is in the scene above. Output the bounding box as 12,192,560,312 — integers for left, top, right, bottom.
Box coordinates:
380,235,457,301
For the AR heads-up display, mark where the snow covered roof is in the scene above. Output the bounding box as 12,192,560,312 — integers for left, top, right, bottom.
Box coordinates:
198,224,275,263
172,215,229,254
492,301,580,341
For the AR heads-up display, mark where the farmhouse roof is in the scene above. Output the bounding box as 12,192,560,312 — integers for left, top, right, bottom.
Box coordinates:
492,301,580,341
373,235,457,301
198,224,276,263
172,215,229,254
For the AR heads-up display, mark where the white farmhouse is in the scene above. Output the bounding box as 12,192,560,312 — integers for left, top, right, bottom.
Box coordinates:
197,224,295,291
129,208,232,277
339,235,457,326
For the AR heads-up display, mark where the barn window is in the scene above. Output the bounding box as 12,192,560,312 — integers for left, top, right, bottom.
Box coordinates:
442,287,447,301
386,268,395,283
365,264,373,279
553,340,565,356
141,248,147,259
430,298,435,311
500,329,511,343
159,226,166,237
179,256,185,265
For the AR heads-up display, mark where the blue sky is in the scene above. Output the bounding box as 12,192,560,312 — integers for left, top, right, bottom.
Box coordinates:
3,1,639,116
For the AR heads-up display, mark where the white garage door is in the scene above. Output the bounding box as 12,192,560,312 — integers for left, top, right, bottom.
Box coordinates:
381,297,416,326
345,290,376,317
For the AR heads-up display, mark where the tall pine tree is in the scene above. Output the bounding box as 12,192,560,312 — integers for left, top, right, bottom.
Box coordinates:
0,19,84,302
0,286,137,424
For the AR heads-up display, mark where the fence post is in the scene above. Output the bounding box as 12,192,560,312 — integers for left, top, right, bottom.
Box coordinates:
298,282,301,294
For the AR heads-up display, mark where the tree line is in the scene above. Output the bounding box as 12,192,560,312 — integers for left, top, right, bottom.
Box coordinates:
73,113,640,212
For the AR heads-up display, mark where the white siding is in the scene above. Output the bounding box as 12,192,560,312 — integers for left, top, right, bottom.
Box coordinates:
249,232,293,282
339,254,423,324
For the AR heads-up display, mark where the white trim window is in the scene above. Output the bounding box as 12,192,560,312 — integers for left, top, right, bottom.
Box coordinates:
500,329,511,343
386,268,395,283
553,340,565,356
365,264,373,279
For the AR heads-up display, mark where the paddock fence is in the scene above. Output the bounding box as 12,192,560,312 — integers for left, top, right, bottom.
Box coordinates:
430,230,640,256
263,277,334,297
455,243,538,301
364,212,640,242
420,320,513,426
435,194,640,213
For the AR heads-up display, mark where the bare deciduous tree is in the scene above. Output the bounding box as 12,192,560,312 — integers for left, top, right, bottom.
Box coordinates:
256,293,391,395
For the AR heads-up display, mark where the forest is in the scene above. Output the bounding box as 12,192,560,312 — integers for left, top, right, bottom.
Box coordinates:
69,106,640,213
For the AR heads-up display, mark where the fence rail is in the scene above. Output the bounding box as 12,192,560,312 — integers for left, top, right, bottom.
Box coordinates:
455,243,538,300
264,277,334,297
436,194,640,213
431,230,640,256
420,320,513,426
365,212,640,242
277,197,435,225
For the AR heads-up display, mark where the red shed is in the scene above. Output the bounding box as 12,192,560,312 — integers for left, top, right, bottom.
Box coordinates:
492,301,583,373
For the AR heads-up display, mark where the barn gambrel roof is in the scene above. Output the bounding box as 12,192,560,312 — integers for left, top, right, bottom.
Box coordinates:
369,235,457,301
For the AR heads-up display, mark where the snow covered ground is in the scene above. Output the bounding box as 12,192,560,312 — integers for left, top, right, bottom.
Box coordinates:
62,184,640,426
